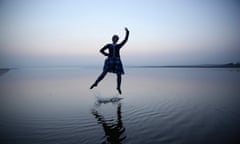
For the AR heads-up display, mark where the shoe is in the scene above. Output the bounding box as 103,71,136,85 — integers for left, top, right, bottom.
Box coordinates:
117,88,122,95
90,83,97,89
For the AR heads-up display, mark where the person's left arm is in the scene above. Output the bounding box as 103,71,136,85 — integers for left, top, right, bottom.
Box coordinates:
119,27,129,47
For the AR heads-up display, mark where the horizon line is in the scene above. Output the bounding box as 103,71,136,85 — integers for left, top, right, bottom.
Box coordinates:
1,62,240,69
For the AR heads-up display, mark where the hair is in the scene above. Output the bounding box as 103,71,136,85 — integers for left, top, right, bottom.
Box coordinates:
112,35,119,43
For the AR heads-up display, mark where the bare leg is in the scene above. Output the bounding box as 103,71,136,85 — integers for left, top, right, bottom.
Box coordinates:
117,74,122,94
90,71,108,89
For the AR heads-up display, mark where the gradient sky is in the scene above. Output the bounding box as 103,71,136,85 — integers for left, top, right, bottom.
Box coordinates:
0,0,240,67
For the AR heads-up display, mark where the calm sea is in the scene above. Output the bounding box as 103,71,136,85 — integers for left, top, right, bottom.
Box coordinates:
0,67,240,144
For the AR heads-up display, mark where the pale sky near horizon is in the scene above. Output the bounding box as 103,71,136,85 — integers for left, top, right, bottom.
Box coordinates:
0,0,240,67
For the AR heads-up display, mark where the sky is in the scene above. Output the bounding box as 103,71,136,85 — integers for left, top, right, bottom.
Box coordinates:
0,0,240,67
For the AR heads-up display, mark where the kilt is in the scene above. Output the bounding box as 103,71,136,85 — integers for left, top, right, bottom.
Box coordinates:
103,57,124,74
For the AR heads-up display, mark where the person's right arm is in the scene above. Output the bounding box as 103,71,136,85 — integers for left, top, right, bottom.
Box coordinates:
100,44,109,56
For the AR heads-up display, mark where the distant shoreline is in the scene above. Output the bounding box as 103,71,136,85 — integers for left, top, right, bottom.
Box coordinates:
0,63,240,70
0,68,10,76
128,66,240,68
127,63,240,68
0,68,10,71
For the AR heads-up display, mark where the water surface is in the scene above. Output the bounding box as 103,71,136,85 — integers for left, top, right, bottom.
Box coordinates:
0,67,240,144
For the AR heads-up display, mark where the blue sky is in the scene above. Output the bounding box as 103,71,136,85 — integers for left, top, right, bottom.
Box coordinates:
0,0,240,67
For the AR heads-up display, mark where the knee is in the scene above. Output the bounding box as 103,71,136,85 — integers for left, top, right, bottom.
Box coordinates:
102,71,107,76
117,74,121,78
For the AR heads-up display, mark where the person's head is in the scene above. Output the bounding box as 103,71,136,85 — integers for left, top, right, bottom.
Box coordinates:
112,35,119,44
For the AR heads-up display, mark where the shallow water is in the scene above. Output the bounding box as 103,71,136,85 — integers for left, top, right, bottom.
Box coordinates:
0,67,240,144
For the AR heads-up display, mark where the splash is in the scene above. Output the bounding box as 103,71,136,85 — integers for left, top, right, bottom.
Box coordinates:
92,90,123,104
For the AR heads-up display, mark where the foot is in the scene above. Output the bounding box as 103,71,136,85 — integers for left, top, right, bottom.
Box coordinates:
90,83,97,89
117,88,122,95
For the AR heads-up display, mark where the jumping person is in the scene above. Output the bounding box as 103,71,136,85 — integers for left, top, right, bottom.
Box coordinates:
90,28,130,94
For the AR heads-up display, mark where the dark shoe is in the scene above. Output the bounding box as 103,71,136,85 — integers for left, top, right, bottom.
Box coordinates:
117,88,122,95
90,83,97,89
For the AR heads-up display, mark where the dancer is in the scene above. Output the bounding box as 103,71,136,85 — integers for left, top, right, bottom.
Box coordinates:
90,28,130,94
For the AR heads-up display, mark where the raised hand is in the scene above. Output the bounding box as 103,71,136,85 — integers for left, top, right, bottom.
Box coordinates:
125,27,129,32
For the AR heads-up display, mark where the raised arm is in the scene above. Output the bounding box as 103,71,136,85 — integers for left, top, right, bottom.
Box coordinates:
119,27,129,47
100,44,109,56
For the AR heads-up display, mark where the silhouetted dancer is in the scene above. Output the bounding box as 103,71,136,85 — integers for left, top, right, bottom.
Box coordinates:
92,103,126,143
90,28,130,94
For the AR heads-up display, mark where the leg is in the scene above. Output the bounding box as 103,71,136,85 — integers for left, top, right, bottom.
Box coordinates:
117,74,122,94
90,71,108,89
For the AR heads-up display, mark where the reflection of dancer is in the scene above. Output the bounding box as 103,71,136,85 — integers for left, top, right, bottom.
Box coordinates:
90,28,130,94
92,103,126,143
